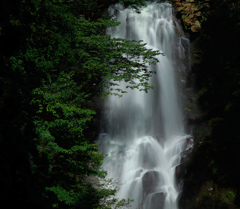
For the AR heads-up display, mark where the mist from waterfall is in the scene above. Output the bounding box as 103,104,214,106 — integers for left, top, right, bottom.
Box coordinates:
98,2,192,209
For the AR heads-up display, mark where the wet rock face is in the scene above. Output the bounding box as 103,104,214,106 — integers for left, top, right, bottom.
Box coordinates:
143,192,167,209
141,171,166,207
175,137,194,185
142,171,162,197
171,0,211,33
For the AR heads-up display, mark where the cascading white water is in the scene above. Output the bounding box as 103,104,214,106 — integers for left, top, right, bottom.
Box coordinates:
98,2,192,209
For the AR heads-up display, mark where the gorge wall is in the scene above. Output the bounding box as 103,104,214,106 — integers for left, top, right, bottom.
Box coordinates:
170,0,240,208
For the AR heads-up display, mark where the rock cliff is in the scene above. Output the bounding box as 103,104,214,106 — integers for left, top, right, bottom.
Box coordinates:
171,0,210,33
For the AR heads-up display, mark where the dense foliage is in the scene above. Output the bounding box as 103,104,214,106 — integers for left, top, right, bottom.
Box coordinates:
0,0,159,208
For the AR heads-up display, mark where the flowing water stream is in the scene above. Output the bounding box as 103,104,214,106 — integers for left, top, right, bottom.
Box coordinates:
98,2,192,209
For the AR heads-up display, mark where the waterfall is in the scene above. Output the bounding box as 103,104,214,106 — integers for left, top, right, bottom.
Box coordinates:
98,2,192,209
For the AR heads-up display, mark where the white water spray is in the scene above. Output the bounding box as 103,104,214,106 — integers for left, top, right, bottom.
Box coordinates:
99,2,191,209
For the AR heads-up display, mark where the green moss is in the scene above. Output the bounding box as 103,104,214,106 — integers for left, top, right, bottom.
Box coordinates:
196,181,236,206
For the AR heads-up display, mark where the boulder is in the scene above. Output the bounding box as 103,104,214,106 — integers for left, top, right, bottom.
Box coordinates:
143,192,167,209
141,170,166,206
142,171,162,196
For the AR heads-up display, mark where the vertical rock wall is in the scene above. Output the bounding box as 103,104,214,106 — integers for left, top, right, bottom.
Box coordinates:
171,1,240,208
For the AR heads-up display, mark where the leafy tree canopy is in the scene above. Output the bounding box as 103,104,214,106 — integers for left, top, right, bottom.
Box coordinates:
0,0,160,208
